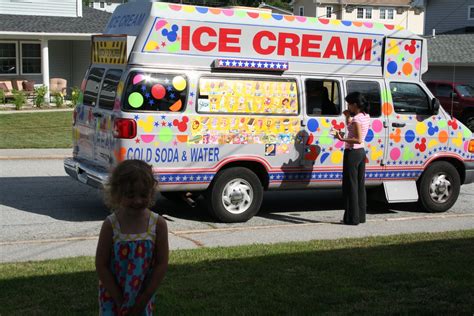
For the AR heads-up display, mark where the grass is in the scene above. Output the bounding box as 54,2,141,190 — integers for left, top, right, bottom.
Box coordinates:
1,230,473,315
0,111,72,148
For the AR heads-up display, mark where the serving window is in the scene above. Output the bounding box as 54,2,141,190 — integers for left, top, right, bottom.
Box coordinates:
197,77,299,115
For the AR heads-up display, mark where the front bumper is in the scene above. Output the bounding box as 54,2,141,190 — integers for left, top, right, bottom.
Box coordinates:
464,161,474,184
64,157,109,188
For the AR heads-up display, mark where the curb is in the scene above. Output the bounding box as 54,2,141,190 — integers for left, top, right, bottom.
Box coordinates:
0,155,69,160
0,148,71,160
0,108,73,114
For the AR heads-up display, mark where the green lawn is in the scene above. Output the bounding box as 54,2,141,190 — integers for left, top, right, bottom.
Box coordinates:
1,230,473,315
0,111,73,148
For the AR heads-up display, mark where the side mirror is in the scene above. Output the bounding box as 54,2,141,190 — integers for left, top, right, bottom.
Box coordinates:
450,92,458,99
431,98,440,114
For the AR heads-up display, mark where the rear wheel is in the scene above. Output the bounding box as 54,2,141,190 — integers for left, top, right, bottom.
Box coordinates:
418,161,460,212
206,167,263,222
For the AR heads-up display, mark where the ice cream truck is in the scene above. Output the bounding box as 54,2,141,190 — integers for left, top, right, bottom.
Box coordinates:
64,1,474,222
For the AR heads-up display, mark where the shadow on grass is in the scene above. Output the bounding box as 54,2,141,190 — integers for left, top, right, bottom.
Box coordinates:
1,236,473,315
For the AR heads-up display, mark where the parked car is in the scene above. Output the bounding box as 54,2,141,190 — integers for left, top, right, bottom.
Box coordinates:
425,81,474,131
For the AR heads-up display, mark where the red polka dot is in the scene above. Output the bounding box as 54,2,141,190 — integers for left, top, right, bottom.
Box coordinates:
151,84,166,99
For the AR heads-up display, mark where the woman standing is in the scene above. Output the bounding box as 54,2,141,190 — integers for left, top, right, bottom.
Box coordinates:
336,92,370,225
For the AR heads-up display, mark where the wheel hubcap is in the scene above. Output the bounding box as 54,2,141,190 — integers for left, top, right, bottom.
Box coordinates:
429,173,452,204
222,178,253,214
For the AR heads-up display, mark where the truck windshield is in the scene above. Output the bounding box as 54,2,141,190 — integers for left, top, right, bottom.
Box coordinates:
456,84,474,97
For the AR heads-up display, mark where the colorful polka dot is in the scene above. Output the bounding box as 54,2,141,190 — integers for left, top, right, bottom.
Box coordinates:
128,92,144,108
151,84,166,99
390,148,401,160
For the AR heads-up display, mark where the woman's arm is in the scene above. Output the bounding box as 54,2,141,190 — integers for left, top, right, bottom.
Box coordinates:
95,219,123,307
337,121,363,145
129,216,169,315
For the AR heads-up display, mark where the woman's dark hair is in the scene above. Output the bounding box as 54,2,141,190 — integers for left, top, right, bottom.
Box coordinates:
345,91,368,113
104,159,157,211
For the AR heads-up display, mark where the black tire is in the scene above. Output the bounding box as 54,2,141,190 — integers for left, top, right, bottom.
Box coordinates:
418,161,460,213
206,167,263,222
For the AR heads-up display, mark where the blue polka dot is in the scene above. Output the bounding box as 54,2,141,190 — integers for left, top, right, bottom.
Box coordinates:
272,14,283,20
307,119,319,132
320,152,330,164
196,7,208,13
365,129,374,142
405,130,415,143
342,20,352,26
387,61,398,74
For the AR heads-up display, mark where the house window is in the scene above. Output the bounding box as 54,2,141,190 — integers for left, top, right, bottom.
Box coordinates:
299,6,304,16
357,7,372,19
21,43,41,74
100,2,105,8
380,8,394,20
469,6,474,20
388,8,394,19
0,42,17,75
326,6,333,18
366,7,372,19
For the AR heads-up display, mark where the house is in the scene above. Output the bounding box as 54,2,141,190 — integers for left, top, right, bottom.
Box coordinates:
289,0,425,35
88,0,127,13
0,0,111,97
422,0,474,86
424,0,474,36
423,34,474,86
258,2,293,15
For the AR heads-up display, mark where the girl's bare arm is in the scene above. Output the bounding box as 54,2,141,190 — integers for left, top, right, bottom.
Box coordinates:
95,219,123,306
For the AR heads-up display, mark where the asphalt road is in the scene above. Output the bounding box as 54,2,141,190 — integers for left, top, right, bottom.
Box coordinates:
1,158,473,263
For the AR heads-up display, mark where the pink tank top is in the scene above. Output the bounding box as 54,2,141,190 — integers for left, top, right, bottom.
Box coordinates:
346,112,370,149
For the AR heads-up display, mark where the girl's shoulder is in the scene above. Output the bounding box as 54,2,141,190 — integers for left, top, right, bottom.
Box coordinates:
150,211,168,236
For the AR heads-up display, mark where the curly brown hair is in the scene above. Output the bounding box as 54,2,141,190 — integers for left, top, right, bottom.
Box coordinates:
104,160,157,211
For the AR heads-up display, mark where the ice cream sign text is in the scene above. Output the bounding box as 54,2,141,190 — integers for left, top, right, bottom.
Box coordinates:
145,19,380,63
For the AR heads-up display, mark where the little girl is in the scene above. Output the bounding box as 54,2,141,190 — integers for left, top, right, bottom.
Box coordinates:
96,159,169,315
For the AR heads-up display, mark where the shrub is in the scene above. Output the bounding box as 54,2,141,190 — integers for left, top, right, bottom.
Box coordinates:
53,92,64,107
12,89,26,110
0,89,4,104
34,85,48,108
70,86,81,107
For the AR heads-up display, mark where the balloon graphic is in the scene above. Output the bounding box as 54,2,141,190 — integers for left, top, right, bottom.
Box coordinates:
133,74,145,85
128,92,144,108
151,84,166,99
172,76,187,91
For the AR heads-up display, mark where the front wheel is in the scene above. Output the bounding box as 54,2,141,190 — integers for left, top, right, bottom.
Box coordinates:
206,167,263,222
418,161,460,213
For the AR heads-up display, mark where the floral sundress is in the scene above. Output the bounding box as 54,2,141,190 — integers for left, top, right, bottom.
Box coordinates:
99,211,159,315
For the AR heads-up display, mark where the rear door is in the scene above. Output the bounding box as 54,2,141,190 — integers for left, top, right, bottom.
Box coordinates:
73,67,105,162
94,68,124,167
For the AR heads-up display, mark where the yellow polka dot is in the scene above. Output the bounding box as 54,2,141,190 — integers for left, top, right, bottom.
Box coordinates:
331,151,343,164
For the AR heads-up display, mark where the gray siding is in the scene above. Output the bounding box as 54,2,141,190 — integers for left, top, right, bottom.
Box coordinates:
423,65,474,86
49,40,72,91
72,41,91,88
0,0,78,17
425,0,474,35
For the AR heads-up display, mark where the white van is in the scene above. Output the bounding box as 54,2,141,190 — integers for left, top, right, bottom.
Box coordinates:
64,1,474,222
